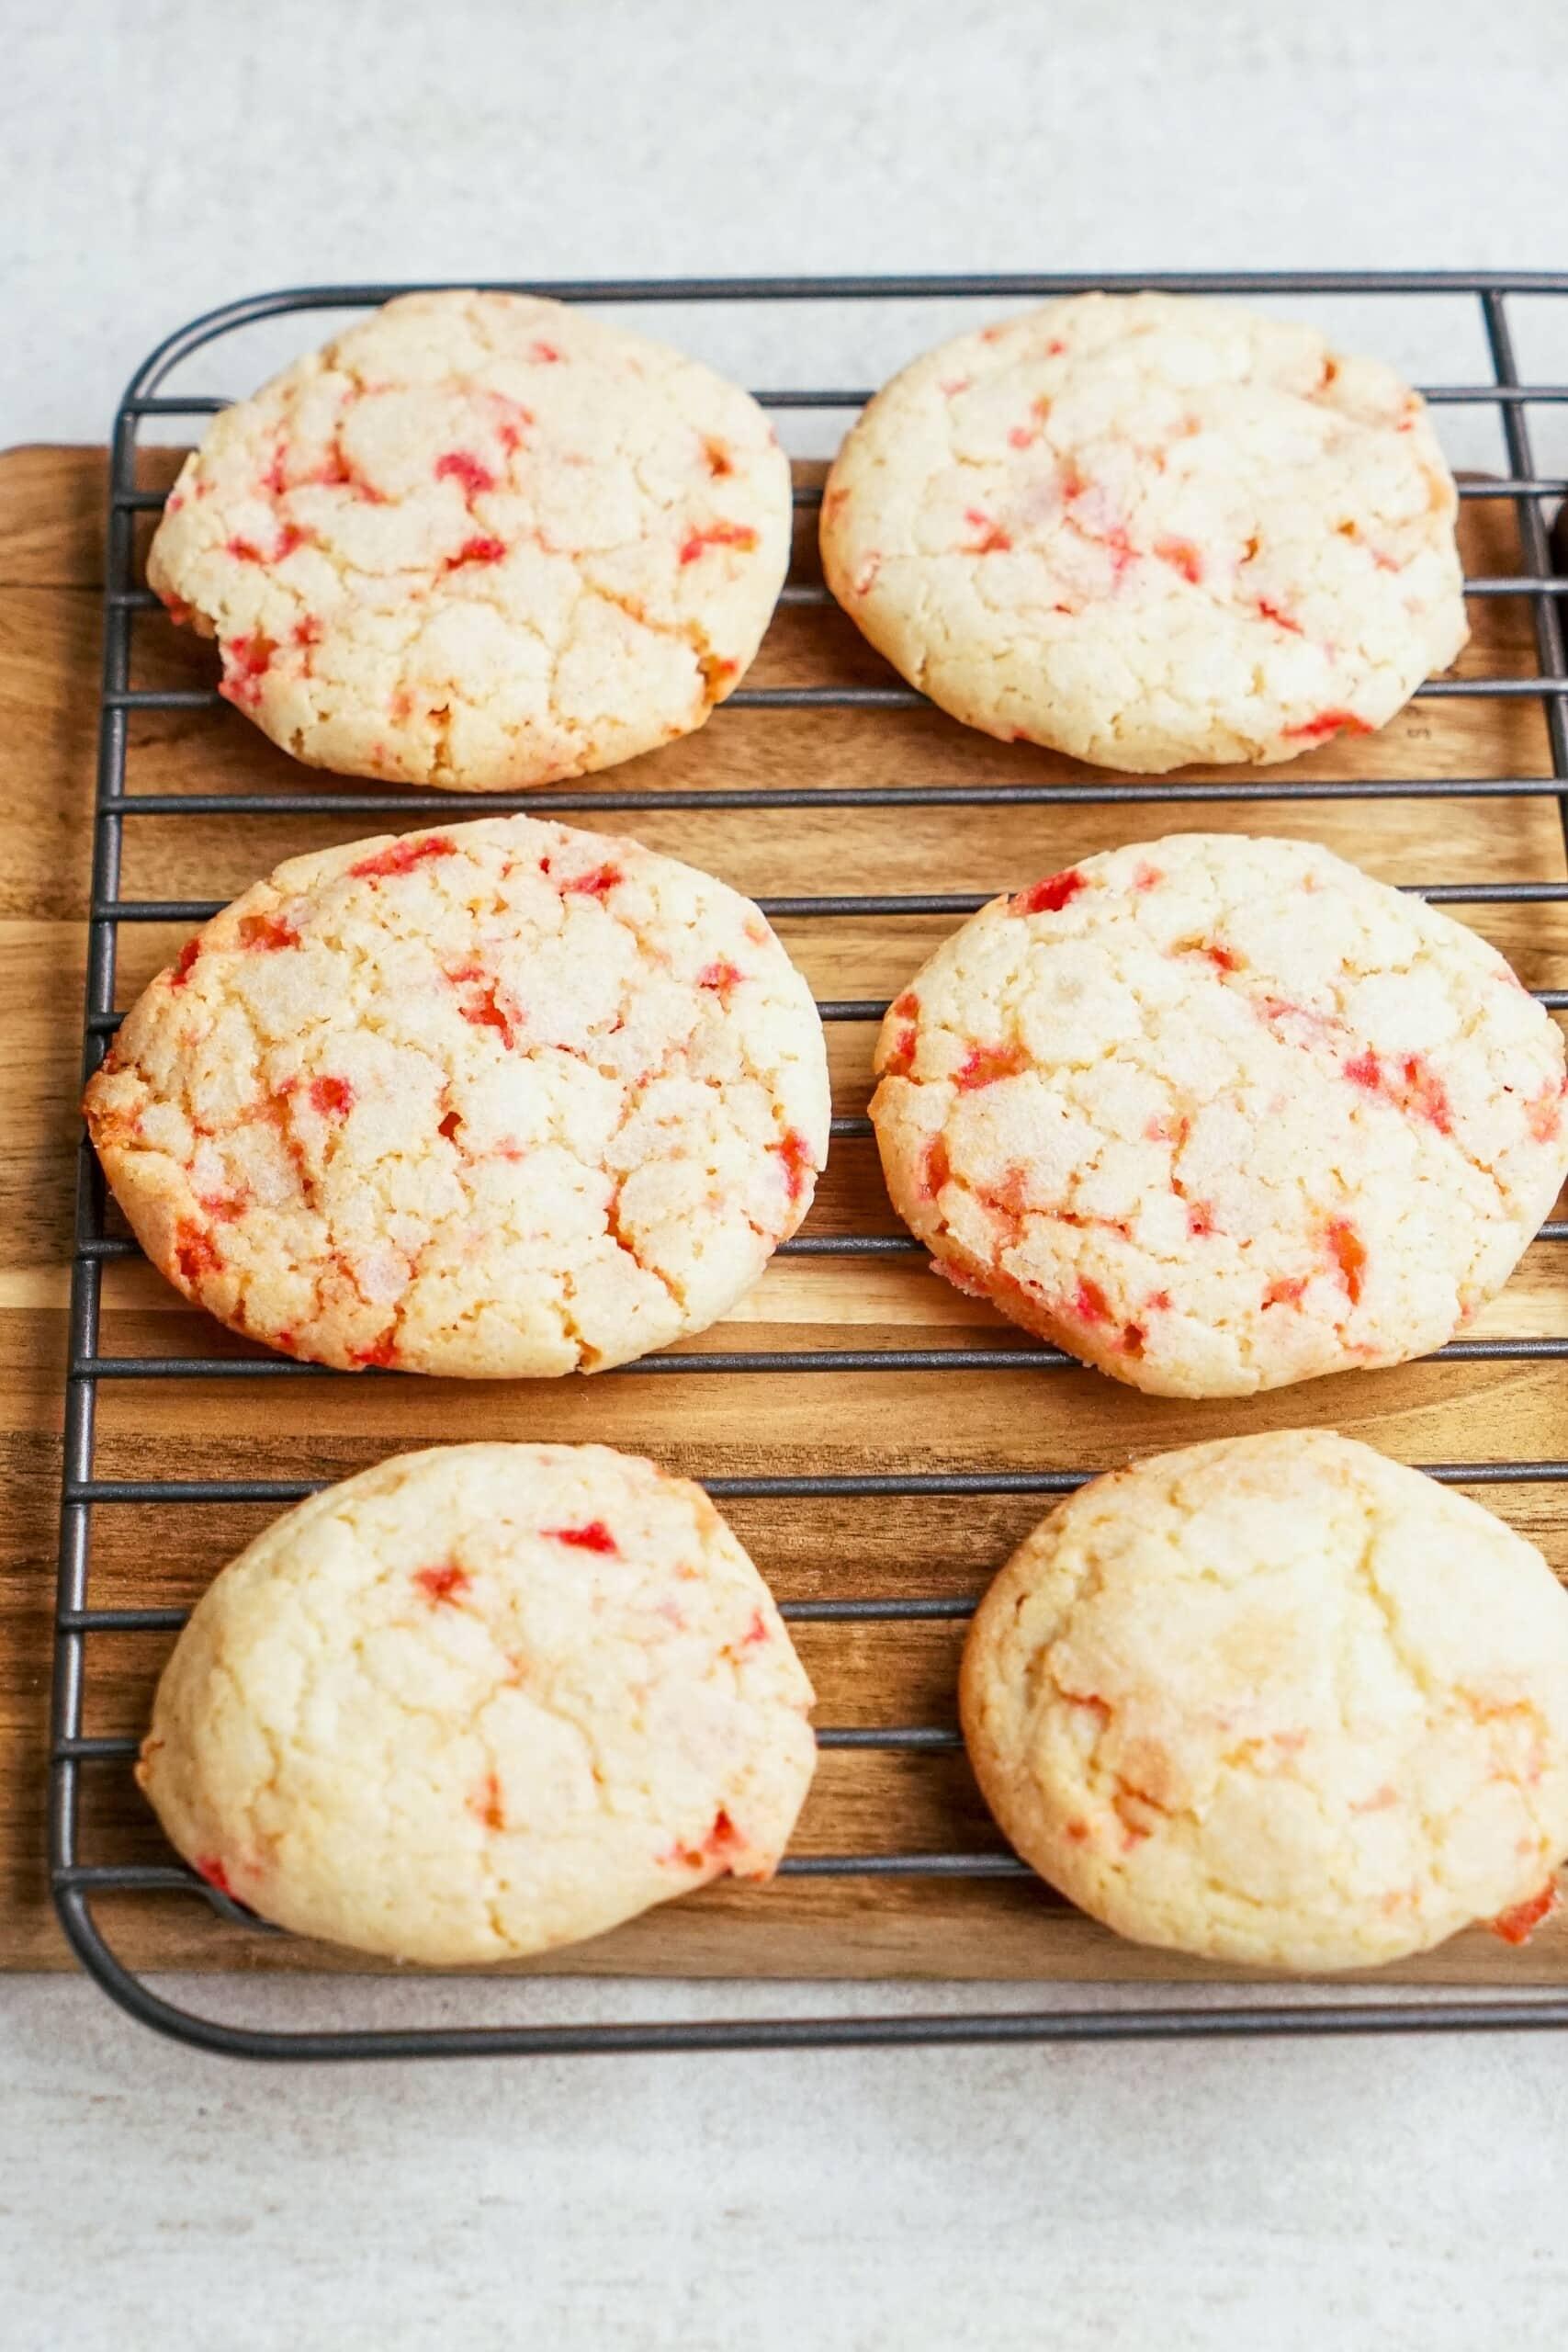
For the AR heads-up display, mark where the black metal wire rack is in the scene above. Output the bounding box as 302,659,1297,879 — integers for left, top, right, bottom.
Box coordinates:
51,272,1568,2059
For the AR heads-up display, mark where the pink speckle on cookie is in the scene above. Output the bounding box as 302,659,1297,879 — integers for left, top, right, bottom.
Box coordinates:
1073,1277,1111,1325
349,835,457,881
446,534,507,570
1526,1077,1566,1145
1155,537,1202,584
679,520,760,565
312,441,389,503
1012,867,1086,917
1327,1219,1368,1306
561,863,621,900
1264,1275,1309,1308
773,1128,815,1205
195,1855,235,1897
349,1330,400,1369
703,437,734,478
237,917,299,955
1284,708,1371,742
434,450,497,498
228,522,306,564
470,1773,507,1832
447,967,520,1048
529,340,563,364
1490,1883,1560,1944
1396,1055,1453,1133
705,1808,745,1860
919,1136,952,1203
545,1521,618,1554
883,1026,917,1076
219,630,276,710
964,507,1012,555
1344,1049,1453,1136
956,1042,1026,1090
660,1807,748,1872
491,402,531,455
168,939,201,989
197,1190,247,1225
309,1075,355,1116
175,1222,222,1286
696,960,745,998
1257,598,1303,634
413,1562,471,1606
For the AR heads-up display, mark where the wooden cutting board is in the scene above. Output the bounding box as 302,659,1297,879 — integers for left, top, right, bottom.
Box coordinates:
5,442,1567,1986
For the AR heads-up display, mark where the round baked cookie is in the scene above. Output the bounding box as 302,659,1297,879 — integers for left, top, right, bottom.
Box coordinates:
146,289,792,788
871,832,1568,1398
961,1430,1568,1972
820,291,1467,773
138,1443,817,1963
84,815,829,1374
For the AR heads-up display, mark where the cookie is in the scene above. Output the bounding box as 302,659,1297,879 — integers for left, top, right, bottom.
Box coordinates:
961,1430,1568,1972
85,815,829,1374
821,292,1467,772
147,289,792,788
871,833,1567,1398
137,1442,817,1963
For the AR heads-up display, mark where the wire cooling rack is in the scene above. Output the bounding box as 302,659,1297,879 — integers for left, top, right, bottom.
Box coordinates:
51,273,1568,2058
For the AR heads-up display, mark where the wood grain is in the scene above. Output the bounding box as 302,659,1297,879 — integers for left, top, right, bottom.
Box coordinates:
4,443,1566,1988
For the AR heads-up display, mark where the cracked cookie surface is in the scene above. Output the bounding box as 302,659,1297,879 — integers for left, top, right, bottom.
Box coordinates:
138,1442,817,1963
85,814,830,1374
820,291,1467,772
147,289,792,788
872,832,1568,1397
961,1430,1568,1971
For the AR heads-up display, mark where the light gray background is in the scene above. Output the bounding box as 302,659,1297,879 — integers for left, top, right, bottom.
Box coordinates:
5,2,1567,2344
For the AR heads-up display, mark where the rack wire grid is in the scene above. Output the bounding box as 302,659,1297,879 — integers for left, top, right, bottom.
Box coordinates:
51,271,1568,2059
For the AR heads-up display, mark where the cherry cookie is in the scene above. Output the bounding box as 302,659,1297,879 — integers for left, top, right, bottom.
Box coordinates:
871,832,1568,1397
961,1430,1568,1971
85,815,830,1374
821,292,1467,772
139,1443,817,1963
148,289,792,788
